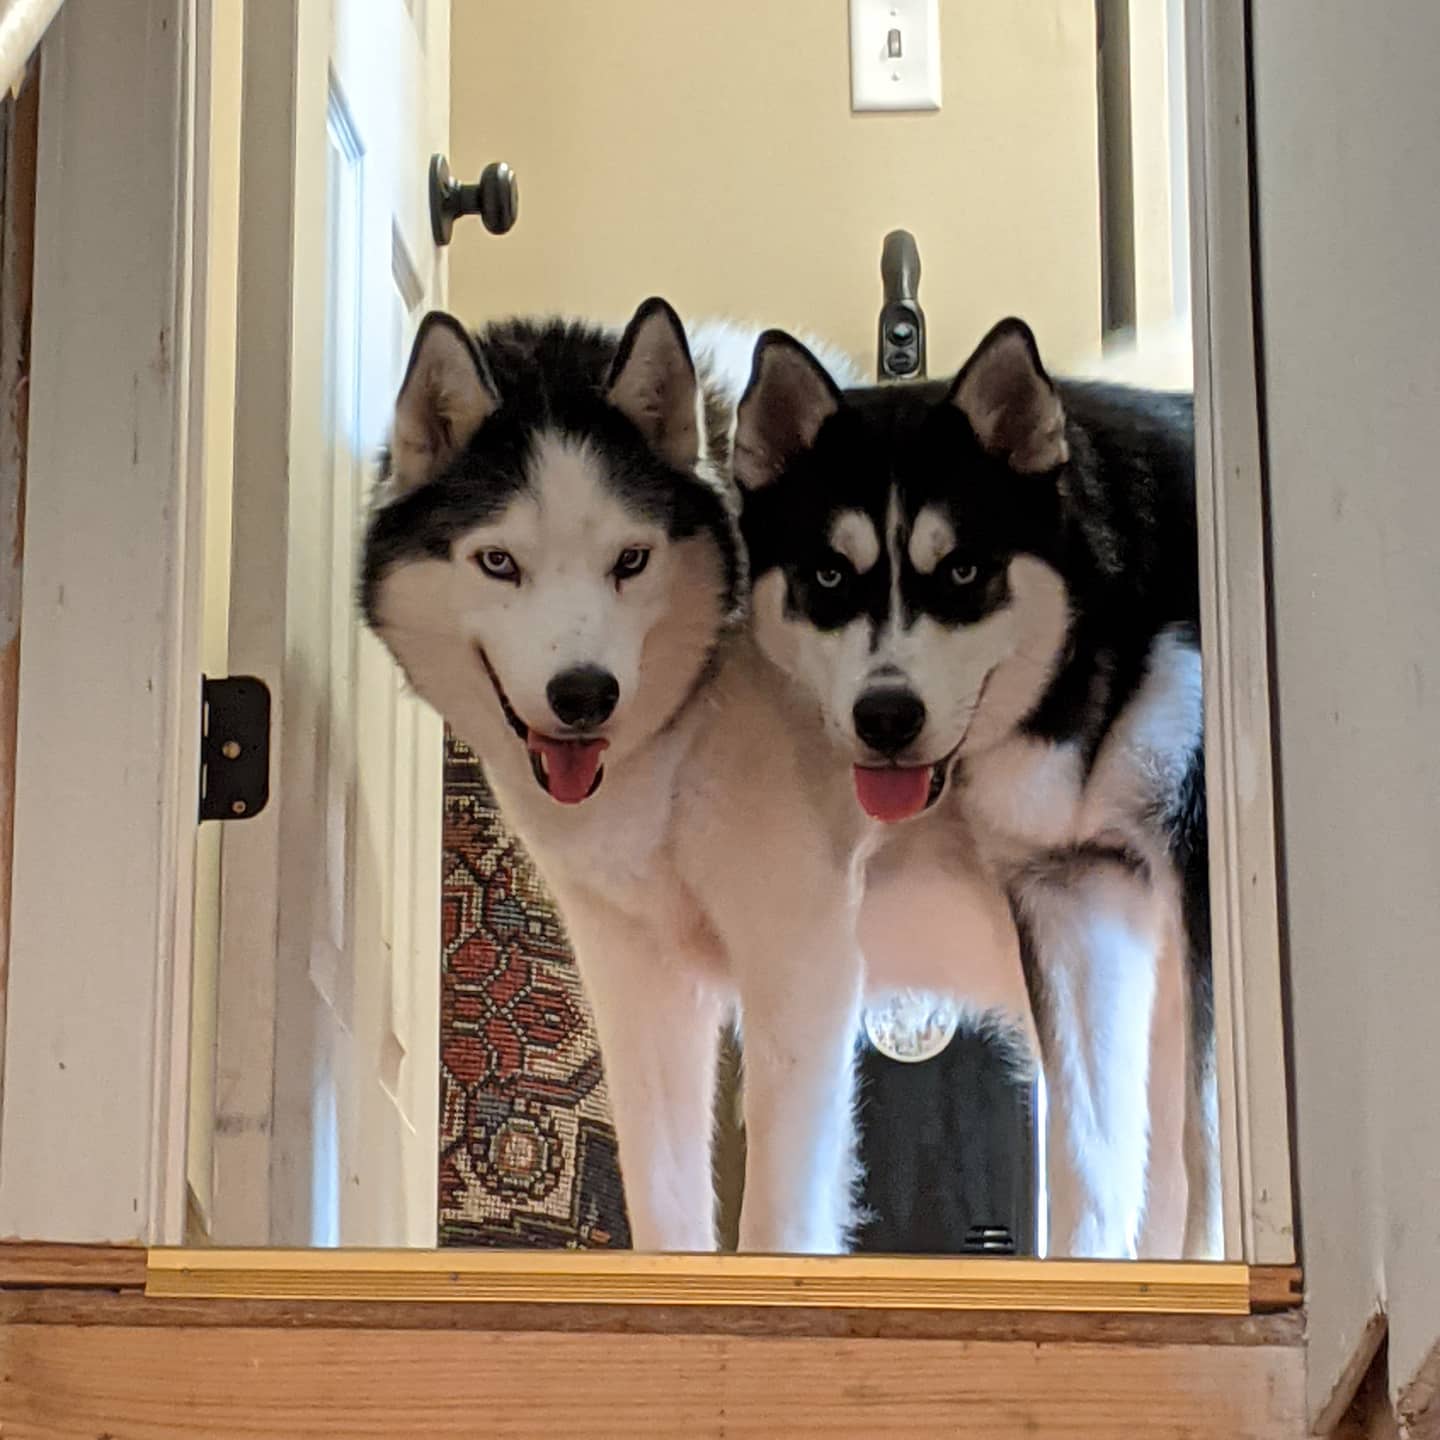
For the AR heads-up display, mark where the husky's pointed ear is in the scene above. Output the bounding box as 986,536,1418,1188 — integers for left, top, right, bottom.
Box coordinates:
733,331,842,491
949,318,1069,474
391,312,498,491
605,297,699,469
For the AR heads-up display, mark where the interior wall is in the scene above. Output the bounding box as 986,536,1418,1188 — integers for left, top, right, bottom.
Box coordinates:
187,0,244,1236
449,1,1102,377
0,68,39,1109
1250,1,1440,1424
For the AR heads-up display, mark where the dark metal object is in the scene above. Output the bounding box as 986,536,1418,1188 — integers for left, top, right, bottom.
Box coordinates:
199,676,271,822
1096,0,1137,337
428,153,518,247
878,229,927,380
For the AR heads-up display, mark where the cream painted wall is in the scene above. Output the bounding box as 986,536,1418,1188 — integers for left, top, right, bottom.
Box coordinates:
449,0,1102,378
187,0,244,1236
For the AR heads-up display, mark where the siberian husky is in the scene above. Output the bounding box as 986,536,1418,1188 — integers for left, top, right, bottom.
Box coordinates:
732,317,1218,1259
361,298,1012,1253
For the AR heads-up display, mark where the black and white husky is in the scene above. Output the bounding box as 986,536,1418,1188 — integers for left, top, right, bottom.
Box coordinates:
733,317,1218,1259
361,299,1017,1252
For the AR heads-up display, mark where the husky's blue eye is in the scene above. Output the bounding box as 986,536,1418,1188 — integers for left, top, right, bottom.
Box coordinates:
816,567,845,589
949,561,979,586
475,548,519,582
614,546,650,579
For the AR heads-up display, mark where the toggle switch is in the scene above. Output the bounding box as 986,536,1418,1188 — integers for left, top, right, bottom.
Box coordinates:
849,0,941,113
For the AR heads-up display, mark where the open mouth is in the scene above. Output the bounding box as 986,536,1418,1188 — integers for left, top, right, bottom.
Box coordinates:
852,751,954,824
851,671,991,824
478,649,609,805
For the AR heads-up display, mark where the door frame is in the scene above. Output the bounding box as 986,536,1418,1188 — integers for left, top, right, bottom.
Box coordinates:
0,0,1294,1265
0,0,202,1245
204,0,328,1248
1183,0,1293,1267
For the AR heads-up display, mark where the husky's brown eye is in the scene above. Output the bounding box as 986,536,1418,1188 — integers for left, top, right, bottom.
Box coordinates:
949,561,979,586
613,546,650,579
475,548,519,582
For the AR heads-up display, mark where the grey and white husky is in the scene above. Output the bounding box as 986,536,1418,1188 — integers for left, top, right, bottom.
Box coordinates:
361,299,1015,1252
733,317,1218,1259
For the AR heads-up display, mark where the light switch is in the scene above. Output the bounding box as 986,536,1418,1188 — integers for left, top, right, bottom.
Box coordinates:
849,0,941,113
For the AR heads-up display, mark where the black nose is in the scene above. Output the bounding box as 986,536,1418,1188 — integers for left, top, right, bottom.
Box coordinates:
853,687,926,755
546,665,620,730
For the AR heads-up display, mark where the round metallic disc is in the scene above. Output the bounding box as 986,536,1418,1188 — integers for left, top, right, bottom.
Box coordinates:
863,990,962,1063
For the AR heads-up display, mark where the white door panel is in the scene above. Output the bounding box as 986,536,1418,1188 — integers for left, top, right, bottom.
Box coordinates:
214,0,448,1247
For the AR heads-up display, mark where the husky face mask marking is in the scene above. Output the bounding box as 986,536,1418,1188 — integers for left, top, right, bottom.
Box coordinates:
362,301,739,805
736,319,1072,823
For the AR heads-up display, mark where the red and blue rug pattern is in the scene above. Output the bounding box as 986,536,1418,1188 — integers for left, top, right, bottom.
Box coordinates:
439,737,630,1249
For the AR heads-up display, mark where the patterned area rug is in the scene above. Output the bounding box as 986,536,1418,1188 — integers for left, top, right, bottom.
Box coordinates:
439,737,630,1248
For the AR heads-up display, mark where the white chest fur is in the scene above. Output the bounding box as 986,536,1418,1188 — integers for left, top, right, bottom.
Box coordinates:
963,625,1203,864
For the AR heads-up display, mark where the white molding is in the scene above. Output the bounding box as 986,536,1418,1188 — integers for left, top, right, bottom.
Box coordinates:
1185,0,1295,1265
208,0,321,1244
0,0,199,1243
167,0,214,1242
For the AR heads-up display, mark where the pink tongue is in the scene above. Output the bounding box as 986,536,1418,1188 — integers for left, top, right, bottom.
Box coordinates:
529,732,609,805
853,764,931,823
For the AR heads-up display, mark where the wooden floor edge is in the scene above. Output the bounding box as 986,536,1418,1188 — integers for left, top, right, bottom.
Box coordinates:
0,1241,147,1290
0,1285,1306,1346
0,1319,1312,1439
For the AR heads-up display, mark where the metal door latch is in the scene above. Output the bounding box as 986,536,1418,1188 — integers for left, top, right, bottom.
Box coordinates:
199,676,271,822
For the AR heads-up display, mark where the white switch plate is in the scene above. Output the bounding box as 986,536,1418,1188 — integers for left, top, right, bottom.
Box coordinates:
849,0,941,113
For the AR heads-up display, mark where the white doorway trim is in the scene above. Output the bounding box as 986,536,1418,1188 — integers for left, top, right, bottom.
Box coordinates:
0,0,203,1244
1186,0,1295,1266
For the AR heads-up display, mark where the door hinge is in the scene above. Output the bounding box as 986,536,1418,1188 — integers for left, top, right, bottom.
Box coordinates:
200,675,271,822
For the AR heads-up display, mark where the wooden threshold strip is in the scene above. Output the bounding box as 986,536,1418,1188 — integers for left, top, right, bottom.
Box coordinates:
147,1248,1255,1315
0,1245,1300,1316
